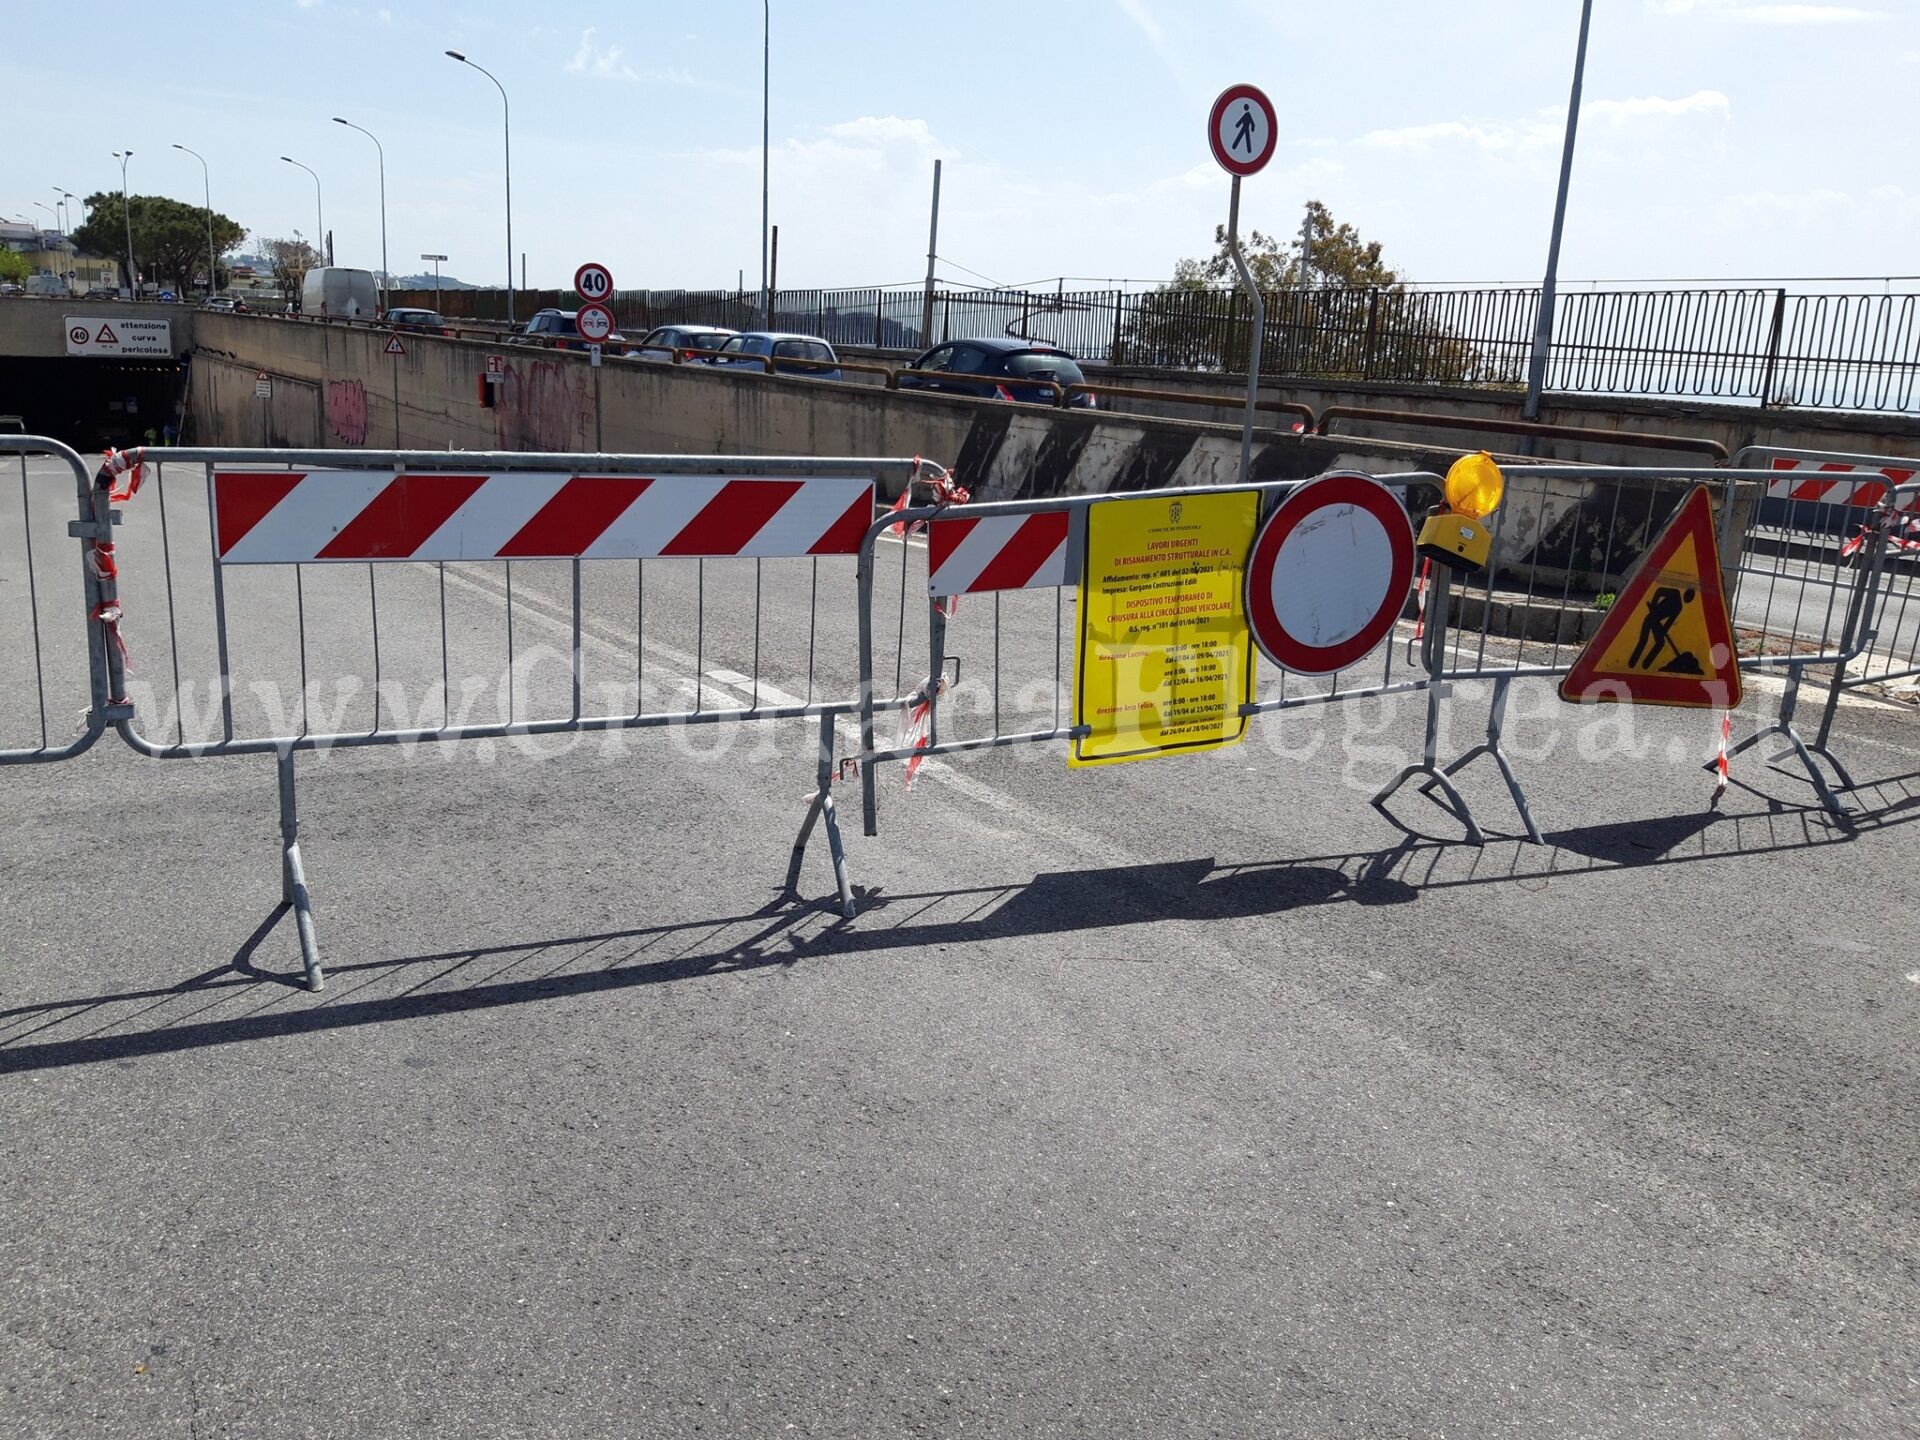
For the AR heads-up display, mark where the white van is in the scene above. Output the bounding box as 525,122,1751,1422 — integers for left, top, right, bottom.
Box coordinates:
301,267,379,319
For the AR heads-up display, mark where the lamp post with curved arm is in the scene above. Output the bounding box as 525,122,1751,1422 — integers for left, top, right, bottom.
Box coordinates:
445,49,514,325
280,156,325,266
112,150,135,297
332,117,388,310
172,144,218,299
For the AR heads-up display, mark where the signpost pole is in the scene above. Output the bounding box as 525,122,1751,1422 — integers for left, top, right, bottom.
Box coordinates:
1225,176,1264,487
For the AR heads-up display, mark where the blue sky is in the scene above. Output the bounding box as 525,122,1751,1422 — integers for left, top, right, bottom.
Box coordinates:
3,0,1915,290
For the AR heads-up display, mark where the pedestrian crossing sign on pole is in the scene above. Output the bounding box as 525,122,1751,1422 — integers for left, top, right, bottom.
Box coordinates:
1559,485,1742,710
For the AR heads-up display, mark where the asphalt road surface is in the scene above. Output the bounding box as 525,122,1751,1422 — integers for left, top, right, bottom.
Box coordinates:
4,455,1919,1437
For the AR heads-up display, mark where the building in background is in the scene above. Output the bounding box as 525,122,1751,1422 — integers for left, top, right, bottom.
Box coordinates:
1,220,122,294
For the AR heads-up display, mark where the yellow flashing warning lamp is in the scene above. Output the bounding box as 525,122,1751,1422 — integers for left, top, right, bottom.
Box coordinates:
1418,452,1505,573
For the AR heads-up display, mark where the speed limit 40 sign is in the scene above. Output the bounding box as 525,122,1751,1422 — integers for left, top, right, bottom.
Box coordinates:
574,262,613,303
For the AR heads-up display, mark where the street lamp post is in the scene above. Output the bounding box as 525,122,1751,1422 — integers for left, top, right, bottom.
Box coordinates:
112,150,135,298
333,117,388,310
172,144,218,299
1522,0,1594,422
280,156,325,266
760,0,770,328
445,50,514,325
53,189,77,294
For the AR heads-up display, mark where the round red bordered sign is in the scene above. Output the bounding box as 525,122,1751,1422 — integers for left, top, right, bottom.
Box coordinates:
573,262,614,303
576,302,616,343
1209,84,1278,178
1245,472,1415,675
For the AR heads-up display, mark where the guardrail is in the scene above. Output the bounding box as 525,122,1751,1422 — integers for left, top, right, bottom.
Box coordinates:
1316,406,1731,461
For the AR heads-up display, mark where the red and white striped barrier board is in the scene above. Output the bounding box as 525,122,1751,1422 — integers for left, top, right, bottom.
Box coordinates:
1766,458,1919,511
926,511,1072,597
212,470,876,563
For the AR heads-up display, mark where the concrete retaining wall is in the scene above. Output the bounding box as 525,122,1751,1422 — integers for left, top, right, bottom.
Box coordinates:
185,315,1461,500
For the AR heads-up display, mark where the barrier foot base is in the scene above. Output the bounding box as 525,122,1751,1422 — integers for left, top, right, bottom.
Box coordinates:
1419,743,1544,844
1372,764,1487,846
790,713,859,918
1417,678,1543,843
1711,721,1853,817
283,840,324,992
787,788,858,919
276,748,324,992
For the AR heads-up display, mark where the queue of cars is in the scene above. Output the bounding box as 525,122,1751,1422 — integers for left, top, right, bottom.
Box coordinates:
271,285,1095,407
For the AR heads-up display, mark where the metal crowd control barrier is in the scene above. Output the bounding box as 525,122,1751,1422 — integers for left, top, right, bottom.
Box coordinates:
854,472,1459,837
0,435,125,766
9,434,1915,998
37,443,925,992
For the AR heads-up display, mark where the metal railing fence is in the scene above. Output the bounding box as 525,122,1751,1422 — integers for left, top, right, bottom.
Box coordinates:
382,281,1920,413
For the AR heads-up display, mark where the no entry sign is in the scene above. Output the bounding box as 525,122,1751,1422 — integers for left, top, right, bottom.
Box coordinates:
1209,84,1278,177
1245,473,1415,675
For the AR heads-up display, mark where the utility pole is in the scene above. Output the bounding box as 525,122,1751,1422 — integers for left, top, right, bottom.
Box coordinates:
1523,0,1594,421
919,158,942,349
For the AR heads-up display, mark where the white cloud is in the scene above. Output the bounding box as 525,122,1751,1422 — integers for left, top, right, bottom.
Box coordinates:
1114,0,1166,49
1587,90,1732,123
564,27,695,85
1358,91,1728,153
1648,0,1883,22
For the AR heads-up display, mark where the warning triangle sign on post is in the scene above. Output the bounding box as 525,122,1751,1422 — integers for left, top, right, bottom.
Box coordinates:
384,334,406,356
1559,485,1743,710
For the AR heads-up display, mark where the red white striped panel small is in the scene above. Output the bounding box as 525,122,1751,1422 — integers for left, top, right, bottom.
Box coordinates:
1766,458,1919,511
926,512,1072,597
212,471,875,563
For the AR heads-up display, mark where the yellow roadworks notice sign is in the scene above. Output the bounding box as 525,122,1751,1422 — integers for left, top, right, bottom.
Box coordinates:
1070,489,1260,767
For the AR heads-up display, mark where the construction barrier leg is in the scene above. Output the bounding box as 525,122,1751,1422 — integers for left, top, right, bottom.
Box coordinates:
276,747,326,991
1713,663,1852,817
1421,675,1545,844
1370,565,1488,845
786,711,858,919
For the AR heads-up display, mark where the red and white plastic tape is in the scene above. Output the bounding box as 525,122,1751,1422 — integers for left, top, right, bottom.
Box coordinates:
211,470,876,563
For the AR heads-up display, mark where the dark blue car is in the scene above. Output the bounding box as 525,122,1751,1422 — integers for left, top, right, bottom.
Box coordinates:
899,337,1094,408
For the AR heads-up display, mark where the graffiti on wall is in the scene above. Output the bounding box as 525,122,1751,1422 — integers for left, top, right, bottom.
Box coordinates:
326,379,369,446
494,360,592,451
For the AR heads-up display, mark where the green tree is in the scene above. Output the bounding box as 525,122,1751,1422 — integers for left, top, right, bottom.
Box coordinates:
71,192,245,295
1120,200,1491,383
0,249,30,285
256,234,323,308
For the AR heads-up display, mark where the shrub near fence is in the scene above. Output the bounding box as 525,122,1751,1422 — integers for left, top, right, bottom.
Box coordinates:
380,281,1920,412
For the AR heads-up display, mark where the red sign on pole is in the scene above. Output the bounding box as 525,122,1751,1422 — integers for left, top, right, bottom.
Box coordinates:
1244,472,1414,675
576,303,616,344
574,263,614,304
1209,84,1278,178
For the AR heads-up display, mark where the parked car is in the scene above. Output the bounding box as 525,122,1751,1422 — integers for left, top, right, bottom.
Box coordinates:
512,308,626,350
81,286,119,301
202,294,249,313
899,337,1093,407
388,307,453,336
0,283,23,298
710,332,841,380
627,324,737,360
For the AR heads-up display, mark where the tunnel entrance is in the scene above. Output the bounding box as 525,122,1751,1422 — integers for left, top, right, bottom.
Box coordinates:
0,356,190,452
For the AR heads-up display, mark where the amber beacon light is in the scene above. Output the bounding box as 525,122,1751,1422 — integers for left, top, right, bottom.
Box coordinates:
1417,451,1505,573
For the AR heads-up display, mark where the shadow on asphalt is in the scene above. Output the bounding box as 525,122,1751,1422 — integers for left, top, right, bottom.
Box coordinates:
3,768,1916,1075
